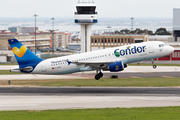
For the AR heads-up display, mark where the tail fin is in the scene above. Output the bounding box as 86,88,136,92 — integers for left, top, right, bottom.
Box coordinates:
8,39,43,66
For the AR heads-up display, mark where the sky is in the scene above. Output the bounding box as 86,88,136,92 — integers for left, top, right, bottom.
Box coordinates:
0,0,180,18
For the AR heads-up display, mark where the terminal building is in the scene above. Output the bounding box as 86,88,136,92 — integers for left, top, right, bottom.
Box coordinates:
0,30,71,51
0,30,72,62
8,27,38,34
90,34,148,51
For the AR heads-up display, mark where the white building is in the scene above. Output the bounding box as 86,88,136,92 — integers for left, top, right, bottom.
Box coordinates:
173,8,180,42
8,27,38,34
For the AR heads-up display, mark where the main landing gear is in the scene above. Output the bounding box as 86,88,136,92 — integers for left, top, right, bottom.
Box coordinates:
95,70,103,80
151,59,157,69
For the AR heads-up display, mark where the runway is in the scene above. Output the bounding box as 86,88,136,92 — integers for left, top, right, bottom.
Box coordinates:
1,65,180,80
0,65,180,111
76,72,180,78
0,87,180,111
1,87,180,96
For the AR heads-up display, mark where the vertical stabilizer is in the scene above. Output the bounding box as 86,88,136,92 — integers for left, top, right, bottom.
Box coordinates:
8,39,43,66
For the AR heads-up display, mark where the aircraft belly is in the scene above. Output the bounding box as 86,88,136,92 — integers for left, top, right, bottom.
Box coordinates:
48,64,80,75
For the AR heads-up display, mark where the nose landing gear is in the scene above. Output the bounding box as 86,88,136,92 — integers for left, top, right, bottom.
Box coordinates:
151,59,157,69
153,65,157,69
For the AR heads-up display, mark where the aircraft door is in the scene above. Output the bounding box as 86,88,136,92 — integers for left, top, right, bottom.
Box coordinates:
41,61,47,72
148,43,154,53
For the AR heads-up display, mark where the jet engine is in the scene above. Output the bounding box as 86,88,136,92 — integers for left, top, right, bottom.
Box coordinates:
124,64,128,68
108,61,124,72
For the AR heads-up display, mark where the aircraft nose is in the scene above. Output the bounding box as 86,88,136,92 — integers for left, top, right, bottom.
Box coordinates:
169,46,174,53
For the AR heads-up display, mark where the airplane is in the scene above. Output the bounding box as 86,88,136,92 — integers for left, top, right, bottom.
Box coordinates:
9,39,174,80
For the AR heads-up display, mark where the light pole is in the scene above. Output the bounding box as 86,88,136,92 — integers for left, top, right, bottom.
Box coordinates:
130,17,134,33
33,14,38,55
22,27,26,45
51,17,55,54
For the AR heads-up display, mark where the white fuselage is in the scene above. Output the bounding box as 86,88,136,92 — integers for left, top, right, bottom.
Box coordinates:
28,41,174,75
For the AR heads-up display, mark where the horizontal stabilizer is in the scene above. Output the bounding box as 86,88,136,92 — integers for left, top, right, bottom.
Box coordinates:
10,66,33,73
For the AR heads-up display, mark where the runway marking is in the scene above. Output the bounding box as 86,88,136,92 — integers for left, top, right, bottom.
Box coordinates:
162,76,174,78
130,76,142,78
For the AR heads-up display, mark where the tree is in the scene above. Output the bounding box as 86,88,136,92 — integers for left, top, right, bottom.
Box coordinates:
154,28,171,35
120,29,130,34
144,29,153,35
131,28,153,35
114,30,120,34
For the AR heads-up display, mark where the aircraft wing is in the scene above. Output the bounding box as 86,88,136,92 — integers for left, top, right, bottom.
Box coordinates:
68,60,122,69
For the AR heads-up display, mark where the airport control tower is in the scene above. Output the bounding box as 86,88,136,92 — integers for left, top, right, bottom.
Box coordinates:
75,0,98,53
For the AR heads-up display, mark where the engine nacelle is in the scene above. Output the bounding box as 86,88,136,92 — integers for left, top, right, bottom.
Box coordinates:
108,61,124,72
124,64,128,68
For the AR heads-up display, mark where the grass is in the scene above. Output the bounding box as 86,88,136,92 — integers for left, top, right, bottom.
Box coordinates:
0,70,24,75
0,63,18,65
0,107,180,120
1,78,180,87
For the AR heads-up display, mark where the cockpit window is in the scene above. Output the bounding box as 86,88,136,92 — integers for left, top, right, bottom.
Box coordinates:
159,44,164,47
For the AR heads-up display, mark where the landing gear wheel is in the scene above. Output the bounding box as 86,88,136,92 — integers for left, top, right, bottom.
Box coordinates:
99,72,103,78
95,74,101,80
95,71,104,80
153,65,157,69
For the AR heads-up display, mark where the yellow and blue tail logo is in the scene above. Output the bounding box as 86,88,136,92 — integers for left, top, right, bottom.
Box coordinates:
8,39,43,72
12,46,27,58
